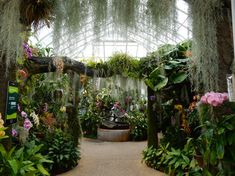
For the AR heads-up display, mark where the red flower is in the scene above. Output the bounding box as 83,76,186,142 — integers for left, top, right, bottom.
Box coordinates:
18,69,28,79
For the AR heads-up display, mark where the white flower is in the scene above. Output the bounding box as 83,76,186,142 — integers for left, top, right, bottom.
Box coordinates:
60,106,66,112
30,111,39,127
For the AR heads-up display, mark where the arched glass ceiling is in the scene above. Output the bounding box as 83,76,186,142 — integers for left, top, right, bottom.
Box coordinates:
31,0,191,61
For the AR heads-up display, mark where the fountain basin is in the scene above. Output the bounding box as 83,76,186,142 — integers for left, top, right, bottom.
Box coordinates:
97,128,130,142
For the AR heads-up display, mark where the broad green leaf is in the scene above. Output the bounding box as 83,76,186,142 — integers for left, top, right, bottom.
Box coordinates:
0,144,7,157
225,123,234,130
216,143,224,159
174,161,180,169
15,147,24,159
169,60,180,65
164,65,172,70
218,127,225,135
209,149,217,165
182,155,190,164
37,164,50,176
149,67,160,78
175,58,190,63
8,159,18,175
144,79,155,91
172,72,188,84
203,168,213,176
154,77,168,91
227,132,235,145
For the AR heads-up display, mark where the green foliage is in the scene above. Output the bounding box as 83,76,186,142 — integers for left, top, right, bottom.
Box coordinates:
127,111,147,141
161,127,188,149
142,143,169,170
85,53,140,78
79,86,112,137
196,111,235,175
0,141,52,176
142,139,202,175
144,52,189,92
46,129,80,174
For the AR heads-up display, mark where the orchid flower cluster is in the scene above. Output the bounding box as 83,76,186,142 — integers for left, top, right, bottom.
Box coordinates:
12,108,34,137
23,42,33,59
200,92,229,107
0,113,6,138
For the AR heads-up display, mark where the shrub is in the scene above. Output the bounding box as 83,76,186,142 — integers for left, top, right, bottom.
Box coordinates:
0,140,52,176
128,112,148,141
46,129,80,174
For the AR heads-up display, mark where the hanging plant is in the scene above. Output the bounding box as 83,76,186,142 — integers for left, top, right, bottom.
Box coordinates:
111,0,139,31
91,0,108,35
0,0,23,70
189,0,223,92
146,0,176,32
19,0,56,28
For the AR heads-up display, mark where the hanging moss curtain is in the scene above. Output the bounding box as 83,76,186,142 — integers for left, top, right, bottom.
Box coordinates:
189,0,224,92
0,0,229,93
0,0,23,72
52,0,177,54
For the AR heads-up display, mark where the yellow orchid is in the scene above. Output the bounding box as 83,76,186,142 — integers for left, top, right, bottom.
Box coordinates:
0,113,7,139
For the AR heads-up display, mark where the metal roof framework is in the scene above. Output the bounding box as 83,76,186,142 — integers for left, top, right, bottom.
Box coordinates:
31,0,191,61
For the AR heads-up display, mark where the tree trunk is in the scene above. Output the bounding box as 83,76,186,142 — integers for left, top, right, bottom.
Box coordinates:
147,87,158,148
0,59,16,150
217,0,233,92
26,56,110,77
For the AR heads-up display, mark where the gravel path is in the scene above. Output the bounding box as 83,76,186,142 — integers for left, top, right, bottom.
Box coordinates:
59,138,164,176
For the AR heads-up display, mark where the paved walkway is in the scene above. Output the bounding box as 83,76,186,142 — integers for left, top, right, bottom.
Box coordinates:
59,138,164,176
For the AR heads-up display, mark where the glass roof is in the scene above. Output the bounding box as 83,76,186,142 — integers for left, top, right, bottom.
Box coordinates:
31,0,191,61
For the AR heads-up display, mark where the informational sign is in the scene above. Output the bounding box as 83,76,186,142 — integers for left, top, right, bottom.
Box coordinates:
5,81,18,124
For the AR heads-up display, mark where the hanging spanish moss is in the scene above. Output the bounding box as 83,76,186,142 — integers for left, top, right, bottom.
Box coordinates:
52,0,179,57
91,0,108,35
146,0,177,33
0,0,23,72
190,0,223,92
53,0,90,52
111,0,139,35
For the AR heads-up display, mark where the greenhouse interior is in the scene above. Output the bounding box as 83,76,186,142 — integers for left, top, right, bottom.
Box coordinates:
1,0,235,175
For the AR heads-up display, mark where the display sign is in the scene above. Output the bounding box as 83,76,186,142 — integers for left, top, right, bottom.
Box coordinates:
5,81,18,124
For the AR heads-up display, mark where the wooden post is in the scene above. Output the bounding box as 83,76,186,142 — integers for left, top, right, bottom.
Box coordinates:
147,87,158,148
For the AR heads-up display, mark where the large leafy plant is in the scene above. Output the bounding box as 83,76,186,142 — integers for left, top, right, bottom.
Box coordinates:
197,103,235,175
45,129,80,174
142,139,202,175
0,140,52,176
143,43,190,92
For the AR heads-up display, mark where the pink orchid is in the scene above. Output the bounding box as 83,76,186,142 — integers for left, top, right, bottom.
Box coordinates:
24,118,33,131
200,96,207,104
21,111,27,118
200,92,228,107
12,129,18,137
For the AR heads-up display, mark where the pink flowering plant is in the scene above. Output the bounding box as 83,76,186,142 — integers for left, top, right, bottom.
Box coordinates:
200,92,228,107
199,92,230,122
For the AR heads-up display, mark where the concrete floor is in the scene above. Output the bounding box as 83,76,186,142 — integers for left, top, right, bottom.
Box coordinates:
59,138,164,176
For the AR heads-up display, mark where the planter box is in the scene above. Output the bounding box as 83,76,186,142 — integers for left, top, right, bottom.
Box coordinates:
97,128,130,142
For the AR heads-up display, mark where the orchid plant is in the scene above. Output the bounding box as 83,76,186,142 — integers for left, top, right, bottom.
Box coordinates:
200,92,228,107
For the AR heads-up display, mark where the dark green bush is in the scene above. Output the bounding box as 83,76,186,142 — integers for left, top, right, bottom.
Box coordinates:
0,140,52,176
46,129,80,174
